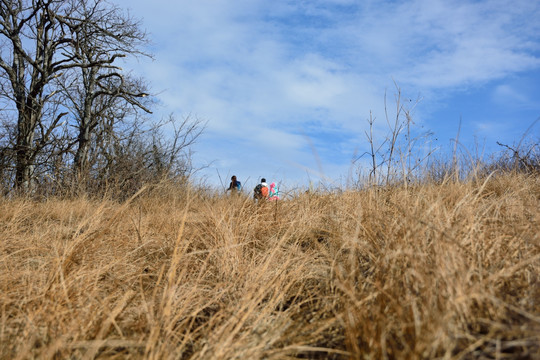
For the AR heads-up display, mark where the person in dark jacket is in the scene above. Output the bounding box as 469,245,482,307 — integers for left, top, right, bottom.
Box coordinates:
227,175,241,194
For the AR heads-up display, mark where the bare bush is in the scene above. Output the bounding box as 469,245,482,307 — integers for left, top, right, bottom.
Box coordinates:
354,83,436,187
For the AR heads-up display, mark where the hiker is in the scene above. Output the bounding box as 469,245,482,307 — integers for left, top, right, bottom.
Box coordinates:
253,178,269,201
268,182,279,201
227,175,241,194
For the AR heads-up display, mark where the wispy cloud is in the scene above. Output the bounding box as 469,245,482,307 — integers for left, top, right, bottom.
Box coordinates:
492,84,537,109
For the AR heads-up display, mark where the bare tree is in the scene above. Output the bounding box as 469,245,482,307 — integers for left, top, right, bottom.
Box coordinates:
0,0,72,190
57,0,152,178
0,0,151,192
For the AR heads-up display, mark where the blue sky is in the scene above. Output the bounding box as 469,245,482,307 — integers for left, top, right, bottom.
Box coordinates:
114,0,540,190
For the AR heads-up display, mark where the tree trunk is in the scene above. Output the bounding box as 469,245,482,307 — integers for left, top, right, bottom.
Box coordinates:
74,126,91,178
15,111,37,191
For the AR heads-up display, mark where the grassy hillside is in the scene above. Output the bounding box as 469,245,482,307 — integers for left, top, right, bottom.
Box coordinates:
0,173,538,359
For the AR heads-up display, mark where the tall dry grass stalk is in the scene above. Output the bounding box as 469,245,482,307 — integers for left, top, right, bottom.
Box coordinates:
0,173,538,359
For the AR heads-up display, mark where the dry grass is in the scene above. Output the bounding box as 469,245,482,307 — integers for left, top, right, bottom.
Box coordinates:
0,172,539,359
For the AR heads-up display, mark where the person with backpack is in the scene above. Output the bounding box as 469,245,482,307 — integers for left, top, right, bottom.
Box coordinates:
253,178,269,201
227,175,241,194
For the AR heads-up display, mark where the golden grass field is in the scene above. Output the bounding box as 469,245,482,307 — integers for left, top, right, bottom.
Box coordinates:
1,172,538,359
